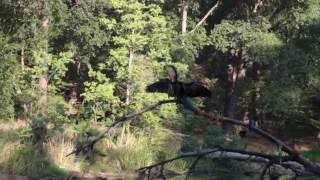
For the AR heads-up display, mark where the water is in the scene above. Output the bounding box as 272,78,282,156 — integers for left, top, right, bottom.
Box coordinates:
166,172,253,180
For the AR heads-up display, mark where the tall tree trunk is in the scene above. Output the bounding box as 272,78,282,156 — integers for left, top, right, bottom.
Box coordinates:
223,64,238,135
181,0,189,34
21,45,25,71
249,62,261,129
253,0,263,13
223,49,244,136
126,48,134,105
34,13,49,148
42,17,49,121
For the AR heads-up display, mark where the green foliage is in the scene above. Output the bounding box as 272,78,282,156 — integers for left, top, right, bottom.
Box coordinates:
170,27,208,65
130,93,181,128
47,96,70,130
82,66,117,102
271,0,320,39
302,150,320,163
260,11,320,128
208,20,283,63
0,34,18,120
1,0,320,177
49,52,74,89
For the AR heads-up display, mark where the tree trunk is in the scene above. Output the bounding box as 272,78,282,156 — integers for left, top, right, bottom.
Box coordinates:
34,12,49,148
223,64,237,135
223,49,244,136
224,63,238,117
181,0,189,34
249,62,261,129
42,17,49,121
21,45,25,71
253,0,263,13
126,48,134,105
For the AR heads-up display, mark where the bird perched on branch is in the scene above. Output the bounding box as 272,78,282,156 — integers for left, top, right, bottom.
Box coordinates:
146,65,211,110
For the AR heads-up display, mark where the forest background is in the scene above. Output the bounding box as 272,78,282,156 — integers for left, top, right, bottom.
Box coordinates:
0,0,320,179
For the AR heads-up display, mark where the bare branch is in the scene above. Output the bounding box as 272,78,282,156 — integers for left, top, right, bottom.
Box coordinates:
67,99,178,156
260,161,274,180
189,1,221,33
137,148,220,178
185,156,201,180
137,147,300,179
67,98,320,176
186,106,320,176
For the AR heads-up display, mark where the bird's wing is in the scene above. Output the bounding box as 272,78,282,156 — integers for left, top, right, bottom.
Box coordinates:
183,82,211,98
166,65,178,82
146,79,172,94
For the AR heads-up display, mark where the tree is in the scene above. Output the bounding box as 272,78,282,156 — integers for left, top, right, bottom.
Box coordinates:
207,20,282,134
0,34,18,120
98,0,171,105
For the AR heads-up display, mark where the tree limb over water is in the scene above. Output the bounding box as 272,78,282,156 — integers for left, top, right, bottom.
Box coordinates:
137,147,311,179
67,99,320,177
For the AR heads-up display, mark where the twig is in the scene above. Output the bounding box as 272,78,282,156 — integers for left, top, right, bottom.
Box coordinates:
260,161,274,180
185,156,201,180
67,99,178,156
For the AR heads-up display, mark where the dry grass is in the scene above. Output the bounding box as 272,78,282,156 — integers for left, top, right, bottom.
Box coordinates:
46,136,81,172
0,121,24,171
0,121,90,176
0,141,20,171
100,132,154,171
0,121,184,177
0,120,29,133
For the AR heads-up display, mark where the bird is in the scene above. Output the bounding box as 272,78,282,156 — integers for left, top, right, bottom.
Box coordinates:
146,65,211,110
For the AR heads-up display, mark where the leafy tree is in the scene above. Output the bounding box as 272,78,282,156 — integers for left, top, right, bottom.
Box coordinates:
0,34,18,120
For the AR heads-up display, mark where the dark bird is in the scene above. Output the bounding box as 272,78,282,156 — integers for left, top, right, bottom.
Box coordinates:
146,65,211,110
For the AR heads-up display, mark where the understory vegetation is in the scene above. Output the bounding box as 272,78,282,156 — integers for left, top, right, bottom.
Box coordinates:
0,0,320,179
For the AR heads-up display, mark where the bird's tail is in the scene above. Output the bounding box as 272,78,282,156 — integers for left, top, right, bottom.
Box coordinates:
180,97,196,111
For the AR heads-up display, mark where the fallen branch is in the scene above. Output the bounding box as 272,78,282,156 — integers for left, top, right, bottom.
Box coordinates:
137,148,220,179
186,106,320,176
67,99,178,156
67,98,320,176
136,147,306,180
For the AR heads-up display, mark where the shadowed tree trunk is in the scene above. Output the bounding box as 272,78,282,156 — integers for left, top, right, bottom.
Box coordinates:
40,15,50,121
35,11,50,147
223,49,243,136
249,62,261,129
